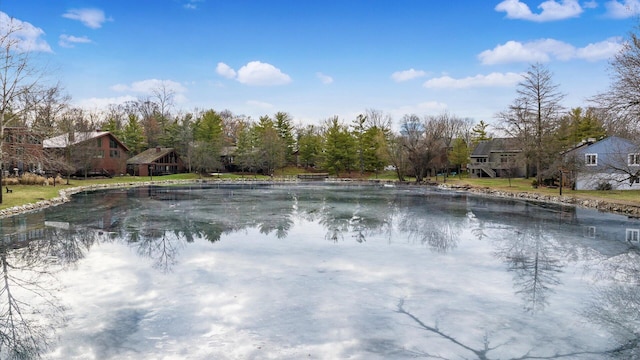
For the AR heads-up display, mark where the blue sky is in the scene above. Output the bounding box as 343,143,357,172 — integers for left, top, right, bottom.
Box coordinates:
1,0,638,128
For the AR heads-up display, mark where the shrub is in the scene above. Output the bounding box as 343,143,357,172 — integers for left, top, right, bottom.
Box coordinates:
596,182,612,191
49,175,64,185
19,173,47,185
531,179,538,188
1,177,19,186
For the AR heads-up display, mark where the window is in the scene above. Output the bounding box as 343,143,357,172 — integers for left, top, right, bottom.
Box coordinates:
584,226,596,238
28,135,41,145
500,154,514,163
96,138,102,147
110,149,119,158
629,153,640,166
94,150,104,158
585,153,597,166
110,138,118,149
627,229,640,243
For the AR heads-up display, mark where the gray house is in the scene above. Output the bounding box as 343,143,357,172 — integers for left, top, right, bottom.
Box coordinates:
468,138,526,178
563,136,640,190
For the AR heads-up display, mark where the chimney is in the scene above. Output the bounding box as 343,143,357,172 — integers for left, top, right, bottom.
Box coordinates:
156,146,161,153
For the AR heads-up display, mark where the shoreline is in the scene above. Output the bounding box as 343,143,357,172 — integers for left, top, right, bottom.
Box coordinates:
0,178,638,219
436,182,640,217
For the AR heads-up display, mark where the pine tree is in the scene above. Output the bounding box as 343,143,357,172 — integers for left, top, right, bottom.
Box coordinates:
122,114,146,154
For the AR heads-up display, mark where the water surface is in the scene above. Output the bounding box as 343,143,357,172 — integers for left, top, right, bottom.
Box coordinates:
0,184,639,359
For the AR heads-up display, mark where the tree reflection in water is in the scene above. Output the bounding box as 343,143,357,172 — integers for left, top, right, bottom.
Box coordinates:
396,297,638,360
581,248,640,358
0,184,639,358
494,222,564,313
0,213,96,359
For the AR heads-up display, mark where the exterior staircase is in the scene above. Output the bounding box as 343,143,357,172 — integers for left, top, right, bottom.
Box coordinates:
479,164,496,178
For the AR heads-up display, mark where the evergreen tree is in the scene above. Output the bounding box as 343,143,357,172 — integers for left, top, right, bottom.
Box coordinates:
235,122,261,174
163,113,194,171
471,120,492,144
273,112,296,165
191,109,224,174
448,137,470,178
122,114,146,154
255,115,285,175
323,116,356,176
297,125,322,168
556,107,606,149
362,126,386,173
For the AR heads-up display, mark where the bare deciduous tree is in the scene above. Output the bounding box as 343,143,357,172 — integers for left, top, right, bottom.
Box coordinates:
592,23,640,136
0,17,49,203
498,63,565,184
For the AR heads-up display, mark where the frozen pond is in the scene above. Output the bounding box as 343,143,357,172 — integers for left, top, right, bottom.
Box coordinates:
0,183,639,359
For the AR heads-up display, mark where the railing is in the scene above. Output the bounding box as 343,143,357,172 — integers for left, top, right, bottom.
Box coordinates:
468,162,498,178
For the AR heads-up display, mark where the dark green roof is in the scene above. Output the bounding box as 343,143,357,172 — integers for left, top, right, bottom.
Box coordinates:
126,147,176,165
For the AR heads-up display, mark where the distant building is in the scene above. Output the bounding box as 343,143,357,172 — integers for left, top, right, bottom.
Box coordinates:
43,131,129,176
126,147,185,176
2,127,45,175
468,138,526,178
563,136,640,190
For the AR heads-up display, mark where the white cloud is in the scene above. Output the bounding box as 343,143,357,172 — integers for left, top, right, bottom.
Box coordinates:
416,101,449,111
110,79,188,94
59,34,92,48
583,0,598,9
236,61,292,86
216,61,291,86
0,12,52,52
495,0,583,22
479,38,623,64
576,37,624,61
62,8,110,29
604,0,640,18
391,68,427,82
76,95,138,110
390,101,449,119
247,100,274,109
216,62,237,79
316,72,334,84
183,0,204,10
423,72,523,89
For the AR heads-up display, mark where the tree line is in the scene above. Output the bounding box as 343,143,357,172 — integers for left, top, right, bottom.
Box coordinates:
2,18,640,183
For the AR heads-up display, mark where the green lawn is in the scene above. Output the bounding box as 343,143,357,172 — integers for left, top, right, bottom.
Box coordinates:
1,172,638,211
438,176,640,205
0,173,197,210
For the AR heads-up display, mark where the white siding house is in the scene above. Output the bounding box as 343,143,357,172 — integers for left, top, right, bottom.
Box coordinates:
564,136,640,190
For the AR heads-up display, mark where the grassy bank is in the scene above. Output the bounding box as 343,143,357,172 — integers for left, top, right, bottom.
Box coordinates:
433,176,640,206
0,172,638,211
0,173,202,210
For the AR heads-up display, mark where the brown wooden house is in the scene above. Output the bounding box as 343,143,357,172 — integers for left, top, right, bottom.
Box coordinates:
2,127,46,175
126,147,185,176
43,131,129,176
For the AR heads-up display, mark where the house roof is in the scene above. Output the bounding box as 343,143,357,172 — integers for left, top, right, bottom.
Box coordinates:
43,131,129,151
127,147,177,165
470,138,521,157
564,136,639,157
